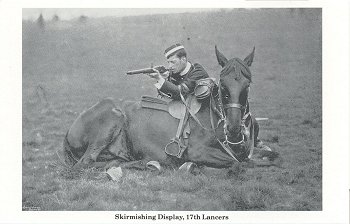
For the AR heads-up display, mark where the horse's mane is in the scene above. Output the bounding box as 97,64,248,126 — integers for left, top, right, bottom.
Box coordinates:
219,58,252,82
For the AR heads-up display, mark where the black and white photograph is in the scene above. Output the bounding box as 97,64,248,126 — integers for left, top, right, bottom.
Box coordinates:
0,0,349,223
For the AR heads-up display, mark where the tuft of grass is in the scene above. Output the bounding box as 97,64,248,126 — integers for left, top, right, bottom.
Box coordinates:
292,199,313,211
225,163,247,180
172,172,206,193
271,135,279,143
224,183,278,210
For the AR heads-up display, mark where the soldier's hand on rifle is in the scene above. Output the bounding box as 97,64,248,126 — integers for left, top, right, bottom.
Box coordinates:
148,68,162,81
161,70,170,79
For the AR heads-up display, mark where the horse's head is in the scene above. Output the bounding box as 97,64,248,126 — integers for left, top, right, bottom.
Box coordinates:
215,46,255,140
215,45,254,105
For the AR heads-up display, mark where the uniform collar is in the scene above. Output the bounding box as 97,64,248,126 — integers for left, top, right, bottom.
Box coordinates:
179,62,192,76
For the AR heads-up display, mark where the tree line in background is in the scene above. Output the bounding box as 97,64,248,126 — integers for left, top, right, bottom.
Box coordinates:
31,8,312,30
35,13,88,29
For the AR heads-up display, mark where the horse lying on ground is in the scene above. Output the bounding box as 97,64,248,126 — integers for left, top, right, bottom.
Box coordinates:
63,46,279,172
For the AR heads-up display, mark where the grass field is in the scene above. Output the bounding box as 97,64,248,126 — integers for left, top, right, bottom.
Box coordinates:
22,8,322,211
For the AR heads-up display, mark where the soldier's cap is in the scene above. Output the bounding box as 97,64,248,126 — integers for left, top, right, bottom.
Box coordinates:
164,44,185,58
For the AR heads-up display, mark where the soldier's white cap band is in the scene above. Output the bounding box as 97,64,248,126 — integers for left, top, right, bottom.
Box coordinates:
165,46,184,58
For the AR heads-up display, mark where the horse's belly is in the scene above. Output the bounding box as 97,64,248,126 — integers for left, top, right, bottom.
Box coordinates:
125,105,178,161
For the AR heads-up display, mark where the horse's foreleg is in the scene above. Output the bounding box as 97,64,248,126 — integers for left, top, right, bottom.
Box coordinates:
252,117,260,147
71,142,103,170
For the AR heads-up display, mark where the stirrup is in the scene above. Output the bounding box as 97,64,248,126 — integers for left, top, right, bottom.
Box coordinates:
164,138,187,158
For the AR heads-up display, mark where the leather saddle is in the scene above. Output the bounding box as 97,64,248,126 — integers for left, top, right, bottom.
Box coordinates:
140,95,201,119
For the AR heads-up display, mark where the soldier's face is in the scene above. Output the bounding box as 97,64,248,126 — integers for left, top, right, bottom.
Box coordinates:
167,55,187,74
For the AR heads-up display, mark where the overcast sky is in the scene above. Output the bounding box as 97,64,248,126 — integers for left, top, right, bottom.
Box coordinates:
22,8,217,20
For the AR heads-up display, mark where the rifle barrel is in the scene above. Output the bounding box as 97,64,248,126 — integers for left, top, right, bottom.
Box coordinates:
126,68,154,75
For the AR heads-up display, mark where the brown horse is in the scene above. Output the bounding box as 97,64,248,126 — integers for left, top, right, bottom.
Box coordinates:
63,46,271,171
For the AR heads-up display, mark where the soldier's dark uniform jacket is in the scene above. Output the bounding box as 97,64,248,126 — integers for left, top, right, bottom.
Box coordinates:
159,62,209,100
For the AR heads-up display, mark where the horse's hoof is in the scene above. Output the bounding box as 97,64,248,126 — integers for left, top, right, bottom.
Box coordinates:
146,161,162,172
106,166,123,182
104,160,122,171
179,162,197,173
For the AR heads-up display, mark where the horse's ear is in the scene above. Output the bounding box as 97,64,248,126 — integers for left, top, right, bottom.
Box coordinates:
243,47,255,67
215,45,228,67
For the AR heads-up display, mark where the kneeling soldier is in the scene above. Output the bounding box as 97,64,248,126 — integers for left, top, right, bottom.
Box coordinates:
148,43,209,100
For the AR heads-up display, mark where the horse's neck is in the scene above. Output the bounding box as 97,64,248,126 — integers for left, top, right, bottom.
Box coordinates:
193,91,249,131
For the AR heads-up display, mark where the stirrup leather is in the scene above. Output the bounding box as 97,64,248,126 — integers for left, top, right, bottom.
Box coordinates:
164,92,191,158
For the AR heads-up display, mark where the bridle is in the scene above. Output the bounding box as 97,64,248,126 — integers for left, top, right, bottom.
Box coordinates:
215,79,246,162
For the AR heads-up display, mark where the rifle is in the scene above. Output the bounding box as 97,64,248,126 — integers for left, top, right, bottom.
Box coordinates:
126,65,168,75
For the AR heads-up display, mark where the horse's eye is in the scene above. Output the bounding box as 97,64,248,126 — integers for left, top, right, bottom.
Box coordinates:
225,95,229,98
